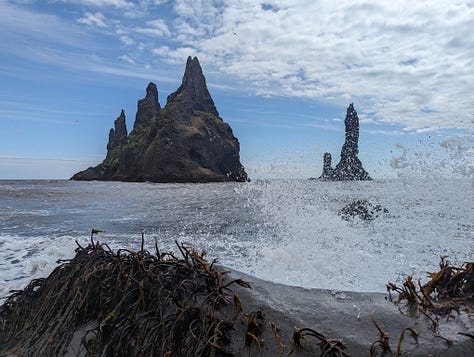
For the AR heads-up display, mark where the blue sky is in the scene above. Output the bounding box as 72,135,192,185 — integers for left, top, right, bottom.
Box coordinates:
0,0,473,179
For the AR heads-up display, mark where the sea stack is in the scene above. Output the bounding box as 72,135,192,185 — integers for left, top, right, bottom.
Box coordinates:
72,57,248,183
320,152,334,179
320,103,371,180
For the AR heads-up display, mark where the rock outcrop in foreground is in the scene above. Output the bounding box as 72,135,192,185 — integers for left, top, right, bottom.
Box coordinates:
72,57,248,183
320,103,371,180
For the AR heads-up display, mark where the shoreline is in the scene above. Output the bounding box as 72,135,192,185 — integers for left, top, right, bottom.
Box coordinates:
222,268,473,356
65,267,474,356
1,241,472,356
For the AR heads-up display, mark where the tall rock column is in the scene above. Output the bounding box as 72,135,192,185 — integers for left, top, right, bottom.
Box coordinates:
341,103,359,158
319,103,371,181
319,152,334,179
332,103,371,180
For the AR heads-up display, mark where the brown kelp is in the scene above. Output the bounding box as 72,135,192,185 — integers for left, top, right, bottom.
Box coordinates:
0,232,249,356
0,232,327,356
369,315,419,357
1,236,472,356
387,256,474,317
244,310,265,348
386,255,473,347
289,327,348,356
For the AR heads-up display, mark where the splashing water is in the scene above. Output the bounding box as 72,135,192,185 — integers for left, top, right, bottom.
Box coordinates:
1,175,471,296
232,178,472,291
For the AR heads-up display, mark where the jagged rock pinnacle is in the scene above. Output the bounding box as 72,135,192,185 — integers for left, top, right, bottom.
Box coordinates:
107,109,128,151
166,56,219,117
133,82,160,130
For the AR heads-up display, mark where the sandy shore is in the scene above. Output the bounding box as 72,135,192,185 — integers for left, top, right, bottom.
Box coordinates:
1,238,472,356
65,268,473,356
230,268,473,356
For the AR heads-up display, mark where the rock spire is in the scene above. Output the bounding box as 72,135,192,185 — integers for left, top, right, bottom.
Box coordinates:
319,152,333,179
320,103,371,180
107,109,128,152
133,82,160,131
166,57,219,117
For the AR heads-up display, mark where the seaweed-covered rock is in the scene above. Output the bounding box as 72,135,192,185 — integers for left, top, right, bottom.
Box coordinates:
71,57,248,183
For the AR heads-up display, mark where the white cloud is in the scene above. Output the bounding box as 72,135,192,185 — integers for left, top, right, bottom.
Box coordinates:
117,35,134,45
134,19,170,37
0,2,180,84
77,12,107,28
145,0,474,132
118,54,135,64
4,1,474,133
58,0,134,9
0,1,87,48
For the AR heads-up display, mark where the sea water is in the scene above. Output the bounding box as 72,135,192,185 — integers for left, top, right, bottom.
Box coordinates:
0,178,472,297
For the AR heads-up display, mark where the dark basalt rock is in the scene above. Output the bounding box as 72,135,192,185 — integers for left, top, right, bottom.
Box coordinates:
71,57,248,183
320,104,371,181
107,110,128,151
339,199,388,221
132,82,160,132
319,152,334,179
166,56,219,117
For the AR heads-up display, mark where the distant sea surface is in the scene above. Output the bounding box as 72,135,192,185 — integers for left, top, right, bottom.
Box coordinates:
1,178,472,297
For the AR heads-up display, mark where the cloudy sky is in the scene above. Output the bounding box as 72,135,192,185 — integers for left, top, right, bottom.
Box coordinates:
0,0,473,179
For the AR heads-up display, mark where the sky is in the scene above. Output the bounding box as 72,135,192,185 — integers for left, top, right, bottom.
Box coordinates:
0,0,473,179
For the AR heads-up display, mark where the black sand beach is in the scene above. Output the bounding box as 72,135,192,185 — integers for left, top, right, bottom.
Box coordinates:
1,239,472,356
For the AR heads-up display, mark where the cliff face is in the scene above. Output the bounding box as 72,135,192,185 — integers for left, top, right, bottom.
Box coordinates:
71,57,248,183
320,103,371,180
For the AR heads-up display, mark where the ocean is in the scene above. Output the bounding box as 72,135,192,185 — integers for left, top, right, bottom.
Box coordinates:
0,178,472,298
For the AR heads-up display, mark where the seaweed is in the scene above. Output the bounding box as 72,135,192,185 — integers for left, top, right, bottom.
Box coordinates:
269,321,286,356
2,234,471,356
369,315,418,357
244,310,265,347
387,256,474,318
289,326,348,356
386,256,473,348
0,230,248,356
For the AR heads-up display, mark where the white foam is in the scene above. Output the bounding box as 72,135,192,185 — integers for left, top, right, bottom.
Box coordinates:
0,176,472,297
220,178,473,292
0,235,86,297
